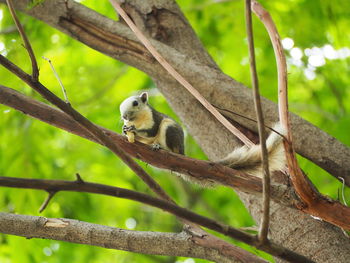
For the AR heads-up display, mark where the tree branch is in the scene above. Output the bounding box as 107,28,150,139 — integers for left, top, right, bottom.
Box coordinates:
5,0,39,80
0,84,295,206
0,176,314,263
0,212,251,263
2,83,350,232
251,0,348,230
39,190,57,213
245,0,271,244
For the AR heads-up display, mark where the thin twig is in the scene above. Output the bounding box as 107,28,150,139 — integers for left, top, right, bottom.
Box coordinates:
213,104,263,126
245,0,270,244
108,0,254,147
42,56,70,104
39,191,57,213
0,176,314,263
339,177,348,206
5,0,39,80
214,105,286,138
75,173,84,183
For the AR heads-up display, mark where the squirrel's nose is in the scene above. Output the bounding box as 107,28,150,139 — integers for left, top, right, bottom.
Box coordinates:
122,114,128,120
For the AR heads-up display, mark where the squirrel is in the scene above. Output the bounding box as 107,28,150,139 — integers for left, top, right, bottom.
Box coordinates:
119,92,285,183
120,92,184,155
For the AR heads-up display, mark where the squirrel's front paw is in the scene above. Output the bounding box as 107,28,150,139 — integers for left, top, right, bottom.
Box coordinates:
122,125,136,135
151,144,161,151
122,125,136,143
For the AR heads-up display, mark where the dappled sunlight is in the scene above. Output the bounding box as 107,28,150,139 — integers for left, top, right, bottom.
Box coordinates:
283,37,350,81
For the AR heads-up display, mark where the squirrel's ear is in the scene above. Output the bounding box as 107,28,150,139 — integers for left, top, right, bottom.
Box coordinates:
140,92,148,103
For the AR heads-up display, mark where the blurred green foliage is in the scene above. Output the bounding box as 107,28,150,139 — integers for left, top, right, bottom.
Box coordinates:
0,0,349,262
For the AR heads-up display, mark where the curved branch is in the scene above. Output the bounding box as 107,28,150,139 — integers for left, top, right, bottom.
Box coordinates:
251,0,349,228
0,176,314,263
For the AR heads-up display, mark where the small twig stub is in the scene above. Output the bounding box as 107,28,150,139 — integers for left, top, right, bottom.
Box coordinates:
42,56,70,104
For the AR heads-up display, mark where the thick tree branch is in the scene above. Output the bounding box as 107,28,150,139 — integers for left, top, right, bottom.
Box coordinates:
0,84,295,206
0,176,314,263
2,84,350,233
1,0,348,187
0,212,252,263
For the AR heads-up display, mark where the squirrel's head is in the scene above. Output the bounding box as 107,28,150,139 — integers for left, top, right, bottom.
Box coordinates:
120,92,149,121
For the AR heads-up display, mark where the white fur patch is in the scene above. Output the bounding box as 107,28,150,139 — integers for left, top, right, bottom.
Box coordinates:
119,96,137,117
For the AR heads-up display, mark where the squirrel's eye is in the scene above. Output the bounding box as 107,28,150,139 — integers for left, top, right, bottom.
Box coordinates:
132,101,139,107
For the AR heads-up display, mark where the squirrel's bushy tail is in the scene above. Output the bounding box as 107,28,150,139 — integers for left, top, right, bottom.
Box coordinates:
219,123,286,177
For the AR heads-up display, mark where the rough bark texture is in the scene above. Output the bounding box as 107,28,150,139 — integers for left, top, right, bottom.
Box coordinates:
0,212,242,263
2,0,350,262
